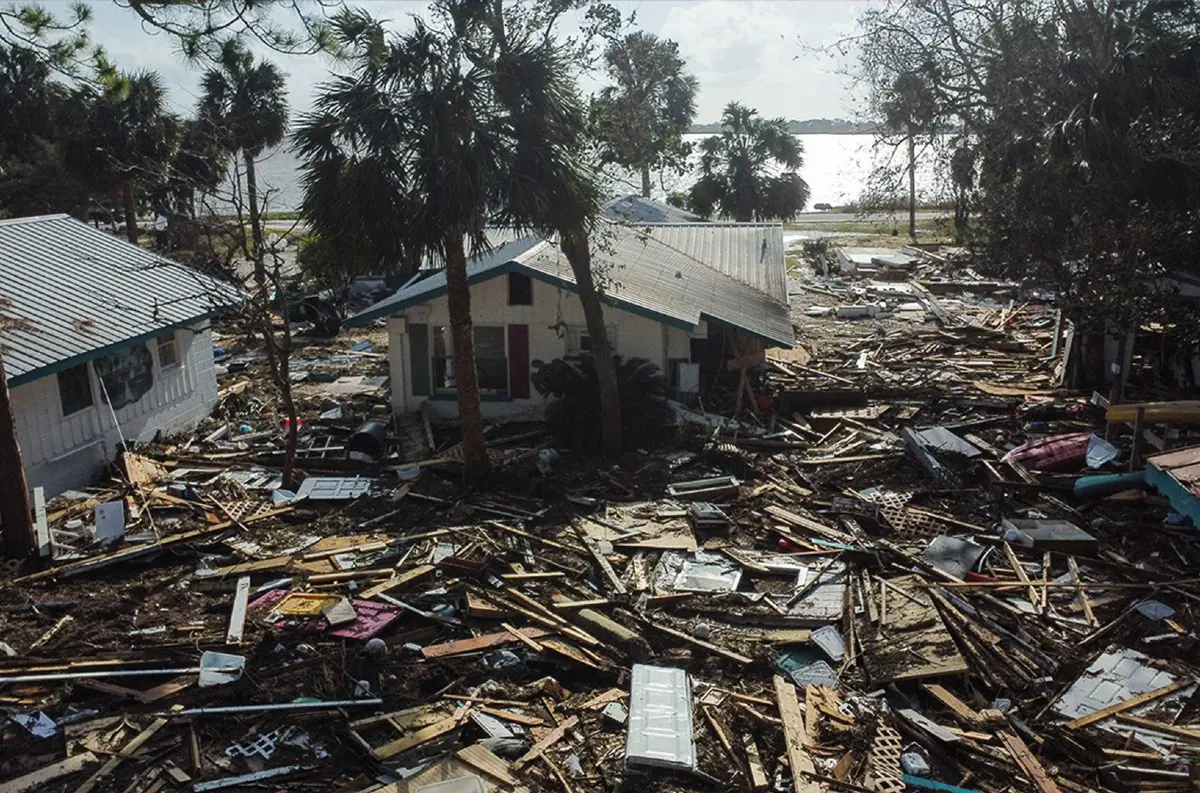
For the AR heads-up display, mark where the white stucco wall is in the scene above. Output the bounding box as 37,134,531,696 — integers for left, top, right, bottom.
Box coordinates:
10,323,219,497
387,275,703,420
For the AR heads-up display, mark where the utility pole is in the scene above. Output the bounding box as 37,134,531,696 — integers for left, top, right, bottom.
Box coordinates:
0,352,34,559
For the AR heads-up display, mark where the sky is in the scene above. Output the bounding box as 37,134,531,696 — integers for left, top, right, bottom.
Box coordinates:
83,0,871,123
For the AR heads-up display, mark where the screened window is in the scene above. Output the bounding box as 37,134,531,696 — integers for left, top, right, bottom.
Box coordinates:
566,325,617,358
57,363,93,416
156,331,179,368
507,272,533,305
433,325,508,395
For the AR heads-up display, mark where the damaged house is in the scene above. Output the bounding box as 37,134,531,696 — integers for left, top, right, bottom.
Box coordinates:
347,215,794,420
0,214,239,497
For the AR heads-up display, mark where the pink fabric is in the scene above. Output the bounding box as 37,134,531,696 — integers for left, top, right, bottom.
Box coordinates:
1002,432,1092,471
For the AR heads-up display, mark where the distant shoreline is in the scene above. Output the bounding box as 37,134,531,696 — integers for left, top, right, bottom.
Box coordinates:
688,120,876,135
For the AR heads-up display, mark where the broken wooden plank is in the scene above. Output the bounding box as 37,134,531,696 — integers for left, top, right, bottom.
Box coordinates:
512,715,579,771
743,733,769,791
501,622,545,652
648,620,752,665
1113,713,1200,742
74,717,170,793
923,684,984,725
1065,680,1188,730
1001,542,1040,612
359,564,437,599
374,714,466,760
575,525,627,595
0,752,98,793
225,576,251,645
774,675,821,793
996,730,1062,793
478,706,545,727
456,744,519,787
420,627,551,660
1066,556,1097,628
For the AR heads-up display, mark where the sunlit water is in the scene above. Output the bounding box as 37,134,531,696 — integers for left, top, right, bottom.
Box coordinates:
214,133,944,215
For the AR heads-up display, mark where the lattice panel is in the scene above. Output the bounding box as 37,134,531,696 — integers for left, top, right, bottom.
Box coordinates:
867,724,905,793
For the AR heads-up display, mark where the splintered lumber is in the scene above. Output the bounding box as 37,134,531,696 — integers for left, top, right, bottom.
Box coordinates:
1066,556,1098,628
764,505,852,543
374,714,466,760
701,706,738,768
359,564,437,599
743,733,770,791
647,621,753,665
1065,680,1188,730
0,752,98,793
923,684,984,725
774,676,821,793
478,706,545,727
996,730,1062,793
1002,542,1040,611
512,715,579,771
74,717,170,793
456,744,519,787
575,526,627,594
1113,713,1200,742
420,627,551,660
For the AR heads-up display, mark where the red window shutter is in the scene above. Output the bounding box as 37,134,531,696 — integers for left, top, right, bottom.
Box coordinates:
507,324,530,399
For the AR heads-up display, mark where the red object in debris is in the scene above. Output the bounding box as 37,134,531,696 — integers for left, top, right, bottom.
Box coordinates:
281,416,303,431
778,538,795,551
1002,432,1091,471
964,570,999,583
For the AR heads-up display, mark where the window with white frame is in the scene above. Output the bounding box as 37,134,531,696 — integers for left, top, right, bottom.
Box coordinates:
565,325,617,358
156,331,179,368
57,363,94,416
432,325,508,395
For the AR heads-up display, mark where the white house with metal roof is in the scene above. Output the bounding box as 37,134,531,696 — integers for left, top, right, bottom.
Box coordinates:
0,215,240,497
346,216,794,421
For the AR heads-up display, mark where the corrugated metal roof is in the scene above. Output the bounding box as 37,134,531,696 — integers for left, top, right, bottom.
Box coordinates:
633,223,787,302
349,222,794,348
0,214,241,385
602,195,704,224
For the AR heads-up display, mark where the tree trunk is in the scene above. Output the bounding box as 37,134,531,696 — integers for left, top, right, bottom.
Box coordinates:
122,180,139,244
444,237,491,478
640,165,652,199
244,149,299,489
907,131,917,243
561,230,623,456
0,353,34,559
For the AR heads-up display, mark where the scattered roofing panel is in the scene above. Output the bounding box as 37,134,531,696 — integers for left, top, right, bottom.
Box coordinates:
635,223,787,302
625,664,696,773
518,224,794,347
0,214,240,385
1145,445,1200,527
349,223,795,348
602,195,704,224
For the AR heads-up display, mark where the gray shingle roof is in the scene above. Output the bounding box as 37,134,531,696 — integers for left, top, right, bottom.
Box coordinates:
0,214,241,385
349,222,794,348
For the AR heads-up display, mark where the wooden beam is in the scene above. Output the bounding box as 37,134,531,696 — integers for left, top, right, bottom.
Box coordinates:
774,676,821,793
1065,681,1187,730
743,733,769,791
649,621,753,665
359,564,437,599
0,752,98,793
512,715,578,771
575,526,627,595
374,714,466,760
996,730,1062,793
1113,713,1200,742
1002,542,1040,612
420,627,551,660
923,684,984,725
74,717,170,793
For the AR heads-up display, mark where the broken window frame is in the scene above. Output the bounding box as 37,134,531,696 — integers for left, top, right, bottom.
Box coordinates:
565,324,617,359
432,325,509,396
56,362,94,417
156,331,180,370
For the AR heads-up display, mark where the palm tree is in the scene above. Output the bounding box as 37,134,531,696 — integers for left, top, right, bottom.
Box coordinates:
198,39,287,276
687,102,810,222
198,41,296,483
296,8,622,474
65,70,178,242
